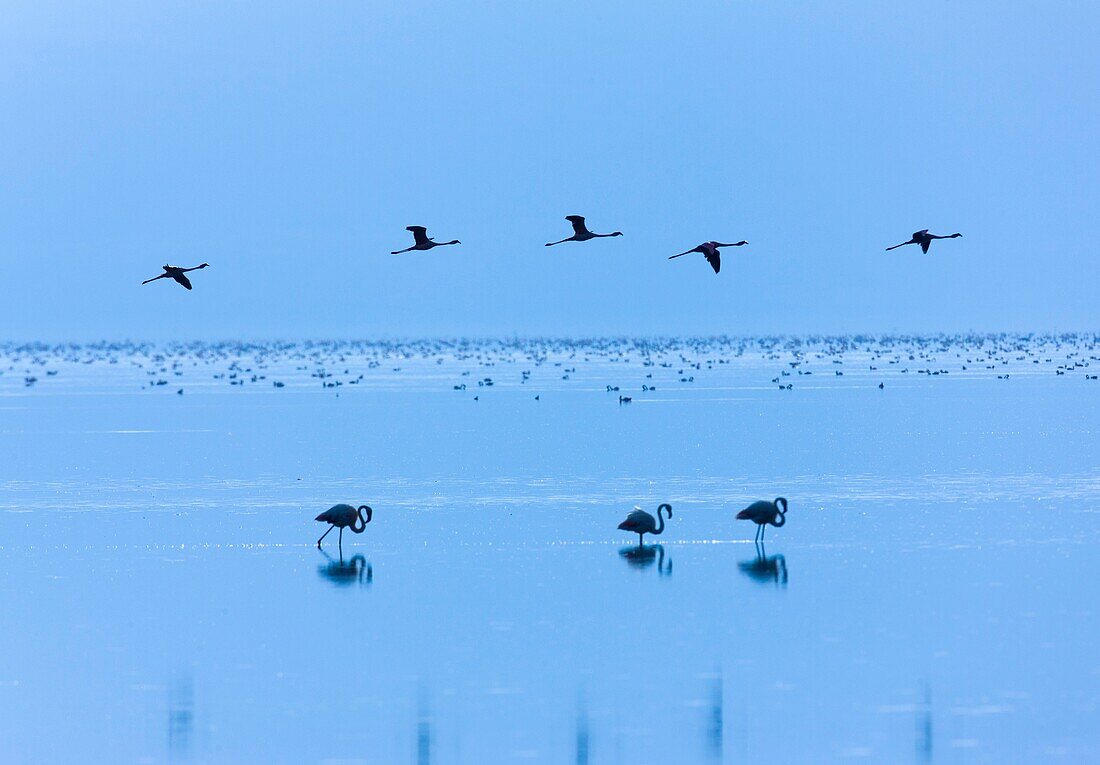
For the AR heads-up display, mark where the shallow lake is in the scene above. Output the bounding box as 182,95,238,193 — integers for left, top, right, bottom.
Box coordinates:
1,337,1098,763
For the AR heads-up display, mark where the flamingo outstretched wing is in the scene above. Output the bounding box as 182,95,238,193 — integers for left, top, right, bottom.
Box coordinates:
406,226,430,246
566,215,588,236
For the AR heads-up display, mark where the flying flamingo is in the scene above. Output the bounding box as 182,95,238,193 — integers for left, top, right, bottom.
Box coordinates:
141,263,210,290
885,230,961,254
391,226,461,254
545,215,622,246
617,503,672,545
668,240,747,274
736,498,788,541
315,504,373,548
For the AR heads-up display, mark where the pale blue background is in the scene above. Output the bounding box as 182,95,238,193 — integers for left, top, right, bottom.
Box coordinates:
1,1,1097,340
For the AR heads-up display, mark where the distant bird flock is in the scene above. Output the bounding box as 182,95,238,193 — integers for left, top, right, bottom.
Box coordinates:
140,217,963,289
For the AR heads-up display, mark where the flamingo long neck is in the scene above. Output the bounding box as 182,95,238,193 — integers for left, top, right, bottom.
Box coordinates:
351,506,372,533
653,505,670,535
771,500,787,527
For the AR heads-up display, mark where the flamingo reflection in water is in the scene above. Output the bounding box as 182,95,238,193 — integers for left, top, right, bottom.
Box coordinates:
737,542,787,587
317,550,373,588
618,544,672,576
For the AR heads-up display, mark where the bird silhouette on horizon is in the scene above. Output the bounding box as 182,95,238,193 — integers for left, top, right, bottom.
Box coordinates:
617,503,672,545
545,215,622,246
885,230,961,254
736,497,788,541
391,226,461,254
668,240,748,274
315,503,373,548
141,264,210,290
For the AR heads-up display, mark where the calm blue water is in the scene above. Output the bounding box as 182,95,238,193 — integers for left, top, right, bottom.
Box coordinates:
1,337,1098,763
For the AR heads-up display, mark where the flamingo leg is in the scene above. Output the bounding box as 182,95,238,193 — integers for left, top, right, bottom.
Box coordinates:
338,527,344,549
317,524,334,548
638,533,644,546
761,524,767,541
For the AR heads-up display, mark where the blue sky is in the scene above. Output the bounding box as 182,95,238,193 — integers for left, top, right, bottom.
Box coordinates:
1,1,1097,340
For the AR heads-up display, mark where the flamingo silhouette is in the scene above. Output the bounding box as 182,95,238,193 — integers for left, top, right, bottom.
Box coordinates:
886,230,961,254
668,241,747,274
391,226,461,254
736,497,788,541
617,503,672,545
141,263,210,290
315,503,373,548
545,215,622,246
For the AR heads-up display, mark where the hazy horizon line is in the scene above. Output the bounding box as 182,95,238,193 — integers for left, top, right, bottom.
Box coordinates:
3,330,1099,348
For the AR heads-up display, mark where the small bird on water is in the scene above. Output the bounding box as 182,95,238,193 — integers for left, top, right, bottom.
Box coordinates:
736,498,788,541
617,503,672,545
315,504,373,548
885,229,961,254
391,226,461,254
668,240,748,274
141,263,210,290
545,215,623,246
